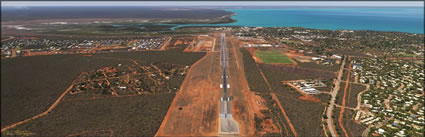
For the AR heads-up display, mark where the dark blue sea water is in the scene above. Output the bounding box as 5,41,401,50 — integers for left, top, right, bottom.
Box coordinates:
172,8,424,34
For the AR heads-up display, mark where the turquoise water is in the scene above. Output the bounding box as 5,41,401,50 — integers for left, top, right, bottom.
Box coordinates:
172,8,424,34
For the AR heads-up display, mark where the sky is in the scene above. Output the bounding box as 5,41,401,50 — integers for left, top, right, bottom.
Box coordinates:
1,1,424,7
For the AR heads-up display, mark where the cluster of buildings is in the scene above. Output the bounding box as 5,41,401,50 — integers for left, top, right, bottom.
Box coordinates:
242,43,280,48
130,38,167,50
71,63,189,96
289,34,328,42
288,80,327,94
310,54,342,65
354,111,381,125
239,27,423,60
353,109,389,135
353,58,424,136
1,37,167,58
234,28,283,48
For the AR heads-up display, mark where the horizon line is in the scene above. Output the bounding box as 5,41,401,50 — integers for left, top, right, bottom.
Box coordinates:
2,1,424,7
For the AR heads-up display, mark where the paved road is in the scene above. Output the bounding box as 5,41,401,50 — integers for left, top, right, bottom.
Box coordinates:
326,57,346,137
221,33,228,99
219,33,239,135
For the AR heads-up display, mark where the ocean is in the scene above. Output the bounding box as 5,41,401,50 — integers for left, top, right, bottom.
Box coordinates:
173,8,424,34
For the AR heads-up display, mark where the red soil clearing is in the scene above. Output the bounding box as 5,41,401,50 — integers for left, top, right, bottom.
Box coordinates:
155,52,220,136
160,37,172,50
298,95,321,103
173,40,183,46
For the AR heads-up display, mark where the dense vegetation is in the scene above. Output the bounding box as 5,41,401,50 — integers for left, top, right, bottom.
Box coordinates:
297,62,340,72
336,82,367,108
332,107,367,137
273,87,326,137
259,64,335,81
341,68,355,82
240,48,269,92
1,48,205,127
5,93,175,136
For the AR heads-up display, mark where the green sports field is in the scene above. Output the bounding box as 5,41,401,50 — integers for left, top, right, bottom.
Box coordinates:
255,50,293,64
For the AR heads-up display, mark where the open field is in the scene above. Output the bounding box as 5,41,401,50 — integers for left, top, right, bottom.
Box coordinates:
255,50,294,64
1,48,205,128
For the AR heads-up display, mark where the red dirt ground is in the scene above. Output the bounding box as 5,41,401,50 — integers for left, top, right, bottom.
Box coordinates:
173,40,183,46
160,37,172,50
155,51,221,136
298,95,321,103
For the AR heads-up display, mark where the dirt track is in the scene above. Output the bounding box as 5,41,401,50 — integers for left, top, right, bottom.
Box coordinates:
1,73,81,132
338,62,352,137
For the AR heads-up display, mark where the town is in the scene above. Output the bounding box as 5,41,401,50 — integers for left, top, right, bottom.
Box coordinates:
354,58,424,136
1,37,169,58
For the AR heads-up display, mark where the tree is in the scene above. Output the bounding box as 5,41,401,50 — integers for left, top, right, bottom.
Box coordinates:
323,115,328,119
